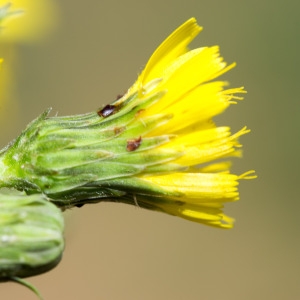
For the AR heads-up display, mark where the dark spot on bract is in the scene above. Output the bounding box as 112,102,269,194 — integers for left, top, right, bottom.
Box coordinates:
114,126,125,135
97,104,117,118
135,109,145,117
126,136,142,152
116,94,124,100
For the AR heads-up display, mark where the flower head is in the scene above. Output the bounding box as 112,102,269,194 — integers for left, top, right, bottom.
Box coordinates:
0,18,255,228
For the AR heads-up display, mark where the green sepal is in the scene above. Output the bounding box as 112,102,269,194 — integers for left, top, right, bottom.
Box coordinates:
0,89,181,208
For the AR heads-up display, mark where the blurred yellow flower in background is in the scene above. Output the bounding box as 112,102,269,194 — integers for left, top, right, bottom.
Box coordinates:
0,0,58,43
0,1,59,134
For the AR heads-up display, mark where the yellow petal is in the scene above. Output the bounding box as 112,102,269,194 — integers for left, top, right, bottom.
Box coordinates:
127,18,202,95
142,173,239,201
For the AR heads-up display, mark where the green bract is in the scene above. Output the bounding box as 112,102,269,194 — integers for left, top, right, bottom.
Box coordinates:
0,190,64,280
0,88,177,209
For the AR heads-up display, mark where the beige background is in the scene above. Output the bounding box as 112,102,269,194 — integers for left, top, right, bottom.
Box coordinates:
1,0,299,299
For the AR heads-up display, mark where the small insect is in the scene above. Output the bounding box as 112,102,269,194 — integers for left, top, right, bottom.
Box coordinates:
126,136,142,152
97,104,117,118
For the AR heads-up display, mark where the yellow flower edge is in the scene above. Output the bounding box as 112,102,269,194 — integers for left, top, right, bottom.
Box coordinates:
116,18,256,228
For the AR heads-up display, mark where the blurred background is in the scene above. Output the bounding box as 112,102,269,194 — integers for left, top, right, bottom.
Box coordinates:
1,0,299,299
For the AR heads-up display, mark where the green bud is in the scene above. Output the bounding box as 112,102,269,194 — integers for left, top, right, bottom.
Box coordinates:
0,190,64,280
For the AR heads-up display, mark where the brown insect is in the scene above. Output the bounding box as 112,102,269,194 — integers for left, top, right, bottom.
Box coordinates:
126,136,142,152
97,104,117,118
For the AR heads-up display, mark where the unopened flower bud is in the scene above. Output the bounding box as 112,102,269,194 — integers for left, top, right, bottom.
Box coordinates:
0,190,64,280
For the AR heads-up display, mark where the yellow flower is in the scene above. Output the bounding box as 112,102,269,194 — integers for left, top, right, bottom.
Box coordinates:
112,18,256,228
0,18,255,229
0,0,59,43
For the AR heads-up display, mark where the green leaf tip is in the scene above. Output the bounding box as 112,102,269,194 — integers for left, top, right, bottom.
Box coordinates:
10,276,44,300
